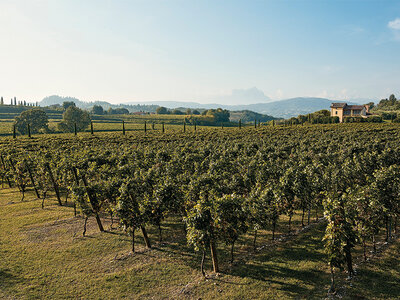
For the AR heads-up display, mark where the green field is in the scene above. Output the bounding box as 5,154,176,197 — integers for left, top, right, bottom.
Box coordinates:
0,113,235,137
0,119,224,137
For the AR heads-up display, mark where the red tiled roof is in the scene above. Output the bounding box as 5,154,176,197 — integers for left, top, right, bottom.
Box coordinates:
330,103,347,108
330,103,366,110
345,105,364,110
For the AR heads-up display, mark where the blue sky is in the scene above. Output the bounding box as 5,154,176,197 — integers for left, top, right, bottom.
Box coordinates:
0,0,400,104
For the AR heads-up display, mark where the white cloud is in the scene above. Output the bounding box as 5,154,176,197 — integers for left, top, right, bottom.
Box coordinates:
388,18,400,30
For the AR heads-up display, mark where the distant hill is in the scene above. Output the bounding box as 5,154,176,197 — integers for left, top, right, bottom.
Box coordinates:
41,96,84,107
126,98,362,118
40,95,366,118
230,110,277,123
238,97,360,118
40,95,158,113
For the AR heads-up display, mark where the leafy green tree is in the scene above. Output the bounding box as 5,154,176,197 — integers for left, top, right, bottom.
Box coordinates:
366,102,374,109
91,105,104,115
58,106,91,132
389,94,396,104
172,109,184,115
156,106,169,114
62,101,76,110
14,109,49,134
206,108,230,123
107,107,129,115
192,109,200,115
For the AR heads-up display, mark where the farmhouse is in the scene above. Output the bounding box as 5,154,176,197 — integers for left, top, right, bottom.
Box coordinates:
330,103,370,122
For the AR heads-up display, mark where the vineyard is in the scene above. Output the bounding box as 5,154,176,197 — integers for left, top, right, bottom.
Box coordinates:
1,123,400,298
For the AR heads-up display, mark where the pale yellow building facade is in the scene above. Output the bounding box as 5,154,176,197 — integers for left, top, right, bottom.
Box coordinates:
330,103,369,122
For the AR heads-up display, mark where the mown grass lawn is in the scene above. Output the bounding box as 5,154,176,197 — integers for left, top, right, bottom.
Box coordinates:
0,188,399,299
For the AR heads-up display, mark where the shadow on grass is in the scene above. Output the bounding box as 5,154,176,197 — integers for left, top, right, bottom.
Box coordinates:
349,241,400,299
226,222,329,296
351,268,400,299
0,268,25,290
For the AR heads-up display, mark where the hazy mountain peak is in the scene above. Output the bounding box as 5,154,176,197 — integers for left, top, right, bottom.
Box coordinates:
206,87,271,105
230,87,270,102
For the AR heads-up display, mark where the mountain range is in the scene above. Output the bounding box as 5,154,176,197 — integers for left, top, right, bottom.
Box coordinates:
40,95,369,118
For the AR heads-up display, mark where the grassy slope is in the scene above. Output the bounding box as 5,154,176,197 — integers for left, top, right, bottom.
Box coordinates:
0,188,399,299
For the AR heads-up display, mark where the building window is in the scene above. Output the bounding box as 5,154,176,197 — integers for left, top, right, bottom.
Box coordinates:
335,111,338,115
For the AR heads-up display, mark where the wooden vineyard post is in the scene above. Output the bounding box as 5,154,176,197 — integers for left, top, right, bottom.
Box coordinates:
74,123,77,136
71,167,81,216
122,121,126,135
27,124,31,138
26,161,40,199
90,122,94,135
44,163,62,206
210,240,219,273
162,122,165,133
13,124,16,139
80,173,104,232
141,226,152,248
